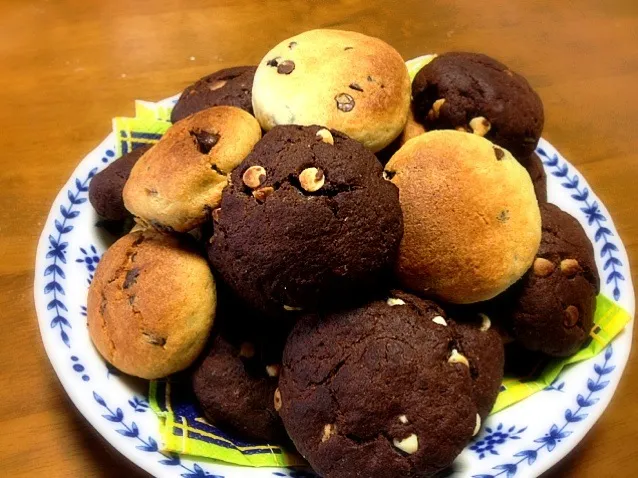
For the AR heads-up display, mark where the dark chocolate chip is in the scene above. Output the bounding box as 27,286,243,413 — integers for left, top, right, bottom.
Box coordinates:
497,210,510,222
123,268,140,289
266,57,281,67
143,332,167,346
277,60,295,75
349,83,363,92
494,147,505,160
288,41,297,49
564,306,580,328
191,130,220,154
367,75,374,82
344,46,353,51
335,93,355,112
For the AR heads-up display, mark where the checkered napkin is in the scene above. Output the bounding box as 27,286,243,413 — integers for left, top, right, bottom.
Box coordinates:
112,93,631,466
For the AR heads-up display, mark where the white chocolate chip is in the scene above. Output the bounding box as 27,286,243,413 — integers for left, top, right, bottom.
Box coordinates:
533,257,555,277
560,258,582,277
274,388,282,411
239,342,255,359
427,98,446,120
469,117,491,137
316,128,334,145
283,304,303,311
432,316,447,326
398,415,409,424
266,364,281,377
321,423,337,442
473,413,481,437
387,298,406,306
242,165,266,189
479,313,491,332
448,349,469,368
299,167,325,192
393,434,419,454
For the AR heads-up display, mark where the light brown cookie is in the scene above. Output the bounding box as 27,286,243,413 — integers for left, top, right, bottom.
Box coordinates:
251,29,411,152
386,130,541,303
87,230,216,379
123,106,261,232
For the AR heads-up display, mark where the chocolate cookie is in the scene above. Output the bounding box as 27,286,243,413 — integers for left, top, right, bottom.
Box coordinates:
208,125,403,316
252,29,411,152
87,230,216,379
192,288,290,442
171,66,257,123
89,145,151,220
525,152,547,202
386,130,541,304
492,203,600,356
123,106,261,232
412,52,544,160
452,314,505,418
278,291,495,478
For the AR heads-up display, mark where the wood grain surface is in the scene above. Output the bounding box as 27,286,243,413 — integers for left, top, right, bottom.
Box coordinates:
0,0,636,476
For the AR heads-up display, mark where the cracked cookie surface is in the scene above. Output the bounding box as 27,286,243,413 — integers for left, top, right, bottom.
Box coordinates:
87,230,216,379
411,52,544,161
123,106,261,232
207,124,403,317
485,203,600,356
278,291,501,478
251,29,411,152
171,66,257,123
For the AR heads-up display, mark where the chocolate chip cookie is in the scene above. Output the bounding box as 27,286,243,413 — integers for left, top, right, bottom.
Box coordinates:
87,230,216,379
494,203,600,356
192,288,290,442
171,66,257,123
89,145,152,220
123,106,261,232
252,29,411,152
386,130,541,304
208,125,403,317
412,52,544,160
278,291,495,478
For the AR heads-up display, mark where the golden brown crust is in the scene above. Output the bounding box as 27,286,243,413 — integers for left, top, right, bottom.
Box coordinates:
386,130,541,303
252,29,411,152
87,230,216,379
123,106,261,232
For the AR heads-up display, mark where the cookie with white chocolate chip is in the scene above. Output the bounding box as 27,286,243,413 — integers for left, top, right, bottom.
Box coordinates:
87,230,216,379
278,291,499,478
123,106,261,232
490,203,600,356
208,124,403,317
411,52,544,160
251,29,411,152
171,66,257,123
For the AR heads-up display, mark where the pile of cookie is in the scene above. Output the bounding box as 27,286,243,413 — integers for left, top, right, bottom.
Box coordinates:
87,29,600,477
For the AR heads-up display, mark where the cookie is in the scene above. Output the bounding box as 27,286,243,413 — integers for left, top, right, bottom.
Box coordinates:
171,66,257,123
278,291,493,478
525,152,547,202
87,230,216,379
251,29,411,152
89,145,152,221
123,106,261,232
452,314,505,418
492,203,600,356
385,130,541,303
192,288,290,442
208,124,403,316
412,52,544,160
375,107,425,165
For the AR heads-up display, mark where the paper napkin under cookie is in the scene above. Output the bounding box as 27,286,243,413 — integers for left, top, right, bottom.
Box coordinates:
114,97,631,467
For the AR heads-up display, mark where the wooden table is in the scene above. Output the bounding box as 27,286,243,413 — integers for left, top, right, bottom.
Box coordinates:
1,0,636,476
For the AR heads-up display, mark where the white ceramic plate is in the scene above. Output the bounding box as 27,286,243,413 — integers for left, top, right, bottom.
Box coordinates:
35,94,634,477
